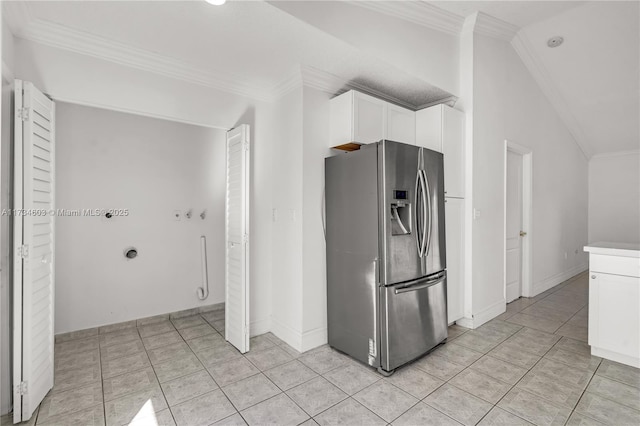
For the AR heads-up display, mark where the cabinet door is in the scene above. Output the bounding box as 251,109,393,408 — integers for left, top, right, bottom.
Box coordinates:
415,106,442,152
386,104,415,145
589,273,640,359
445,197,465,324
442,107,465,198
353,92,386,144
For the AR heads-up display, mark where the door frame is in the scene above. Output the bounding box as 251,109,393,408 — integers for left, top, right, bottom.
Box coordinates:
503,140,533,298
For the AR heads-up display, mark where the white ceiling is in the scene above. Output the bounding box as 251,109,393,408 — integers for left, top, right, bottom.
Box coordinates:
4,0,453,108
518,1,639,155
430,1,585,28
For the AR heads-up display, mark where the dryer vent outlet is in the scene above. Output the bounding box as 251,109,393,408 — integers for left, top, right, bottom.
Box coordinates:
124,248,138,259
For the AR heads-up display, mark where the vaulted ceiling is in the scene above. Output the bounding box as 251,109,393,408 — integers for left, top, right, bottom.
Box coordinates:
3,1,637,157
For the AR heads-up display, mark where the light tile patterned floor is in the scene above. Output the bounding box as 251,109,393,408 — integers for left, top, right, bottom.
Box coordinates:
5,272,640,426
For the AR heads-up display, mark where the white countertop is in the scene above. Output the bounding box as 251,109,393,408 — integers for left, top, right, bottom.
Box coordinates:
584,242,640,258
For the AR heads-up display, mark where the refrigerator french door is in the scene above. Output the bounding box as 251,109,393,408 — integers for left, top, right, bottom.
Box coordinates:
326,140,448,374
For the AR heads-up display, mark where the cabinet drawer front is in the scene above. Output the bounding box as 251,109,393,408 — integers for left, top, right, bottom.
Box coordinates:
591,254,640,277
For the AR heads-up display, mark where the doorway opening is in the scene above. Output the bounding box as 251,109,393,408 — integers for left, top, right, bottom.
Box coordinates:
504,140,532,301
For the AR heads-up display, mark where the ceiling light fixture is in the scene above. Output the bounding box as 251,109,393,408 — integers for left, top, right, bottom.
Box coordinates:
547,36,564,48
205,0,226,5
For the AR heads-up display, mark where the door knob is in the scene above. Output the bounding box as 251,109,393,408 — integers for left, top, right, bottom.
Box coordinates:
519,231,527,237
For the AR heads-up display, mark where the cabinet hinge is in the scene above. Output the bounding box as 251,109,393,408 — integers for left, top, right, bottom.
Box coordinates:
243,234,249,244
16,381,27,395
17,244,29,259
244,141,250,151
17,107,30,121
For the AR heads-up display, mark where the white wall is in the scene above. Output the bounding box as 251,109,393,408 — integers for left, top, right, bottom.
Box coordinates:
270,87,304,348
55,102,226,333
588,152,640,244
468,33,588,323
301,86,331,350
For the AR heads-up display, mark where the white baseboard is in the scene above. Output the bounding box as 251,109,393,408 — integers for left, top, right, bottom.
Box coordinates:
456,298,506,329
250,316,272,337
532,263,588,296
592,346,640,368
270,317,303,352
300,326,327,352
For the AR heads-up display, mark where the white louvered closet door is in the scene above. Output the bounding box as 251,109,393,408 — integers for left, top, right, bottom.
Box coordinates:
13,80,55,423
225,125,250,353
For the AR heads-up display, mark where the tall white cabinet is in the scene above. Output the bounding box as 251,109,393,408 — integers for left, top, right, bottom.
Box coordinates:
416,104,466,324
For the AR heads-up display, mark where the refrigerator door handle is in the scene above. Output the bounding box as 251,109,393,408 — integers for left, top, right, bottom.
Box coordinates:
419,170,429,258
394,272,446,294
414,170,423,256
422,169,432,258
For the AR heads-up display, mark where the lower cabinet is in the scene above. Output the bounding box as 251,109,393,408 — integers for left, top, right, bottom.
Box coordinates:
445,197,464,324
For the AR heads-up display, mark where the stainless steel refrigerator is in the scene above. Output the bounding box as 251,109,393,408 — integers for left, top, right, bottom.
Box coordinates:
325,140,448,374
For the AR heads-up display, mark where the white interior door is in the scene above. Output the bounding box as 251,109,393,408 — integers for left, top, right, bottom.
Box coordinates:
225,124,250,353
505,151,523,303
13,80,55,423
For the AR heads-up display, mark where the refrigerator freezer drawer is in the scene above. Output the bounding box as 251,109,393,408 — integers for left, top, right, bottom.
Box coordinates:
380,274,448,372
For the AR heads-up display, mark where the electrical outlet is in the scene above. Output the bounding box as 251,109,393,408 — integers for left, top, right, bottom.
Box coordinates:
173,210,181,221
473,208,481,220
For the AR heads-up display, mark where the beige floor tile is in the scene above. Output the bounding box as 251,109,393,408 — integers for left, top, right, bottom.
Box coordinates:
413,354,465,381
212,412,247,426
298,347,349,375
554,336,591,356
101,352,151,379
531,358,594,388
142,331,183,350
555,323,589,342
488,342,541,369
100,339,145,361
478,407,533,425
447,324,470,340
170,390,236,426
186,332,226,352
392,402,462,426
54,349,100,373
36,404,105,426
128,408,176,426
222,374,281,411
99,329,140,348
55,328,99,344
424,384,492,426
106,390,168,426
521,305,574,323
286,376,347,417
249,335,276,352
195,342,242,368
516,370,585,409
98,321,137,335
177,324,217,340
565,411,606,425
103,367,159,401
137,321,176,338
316,398,386,426
469,356,527,385
264,360,319,391
596,359,640,388
383,365,443,399
497,388,571,426
54,337,100,357
575,392,640,425
152,352,204,383
207,356,261,387
147,341,192,365
451,331,502,353
245,345,295,371
171,315,207,330
449,369,512,404
506,313,564,334
53,364,101,392
136,314,170,327
241,393,309,426
38,383,103,422
586,375,640,411
433,343,484,367
161,370,218,406
353,381,418,423
544,346,601,372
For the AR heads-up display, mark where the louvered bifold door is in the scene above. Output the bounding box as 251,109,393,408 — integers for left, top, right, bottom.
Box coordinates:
13,80,55,423
225,125,250,353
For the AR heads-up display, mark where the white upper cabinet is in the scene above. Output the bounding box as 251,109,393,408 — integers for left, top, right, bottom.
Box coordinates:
330,90,415,147
386,103,416,145
416,104,465,198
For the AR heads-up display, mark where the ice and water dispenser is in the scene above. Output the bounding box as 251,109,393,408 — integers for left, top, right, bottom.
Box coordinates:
390,190,411,236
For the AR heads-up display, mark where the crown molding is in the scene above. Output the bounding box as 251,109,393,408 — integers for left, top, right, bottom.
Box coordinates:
590,149,640,160
13,19,275,103
473,12,518,42
512,32,593,160
349,1,463,36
